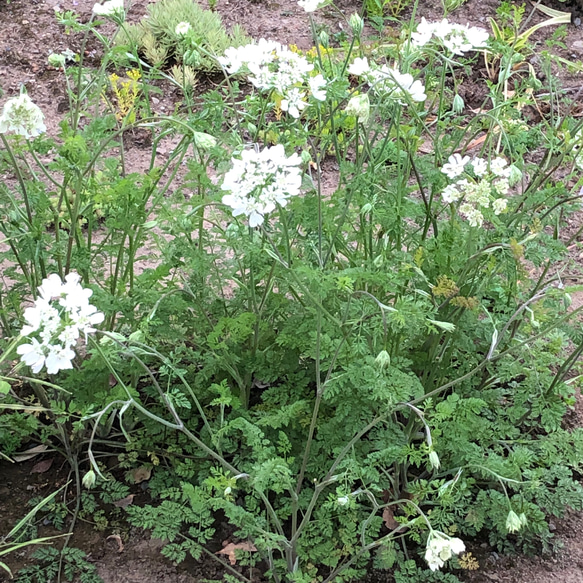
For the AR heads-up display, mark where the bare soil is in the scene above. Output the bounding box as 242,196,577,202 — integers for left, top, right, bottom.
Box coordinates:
2,0,583,581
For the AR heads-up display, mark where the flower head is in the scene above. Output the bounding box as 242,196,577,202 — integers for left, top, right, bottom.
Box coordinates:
222,145,302,227
308,74,327,101
349,61,426,104
0,92,46,139
441,153,470,179
219,41,322,118
17,274,104,375
175,21,191,36
490,156,510,177
348,57,370,77
92,0,125,18
411,18,488,56
425,531,465,571
298,0,324,12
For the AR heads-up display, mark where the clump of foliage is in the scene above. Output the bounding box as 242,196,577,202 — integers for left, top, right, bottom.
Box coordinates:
1,0,583,582
116,0,249,71
15,547,102,583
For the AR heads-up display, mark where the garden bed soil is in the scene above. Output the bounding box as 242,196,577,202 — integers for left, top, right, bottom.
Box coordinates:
2,0,583,581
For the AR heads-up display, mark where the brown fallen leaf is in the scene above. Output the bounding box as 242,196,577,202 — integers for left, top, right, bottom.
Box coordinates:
31,458,54,474
106,534,124,553
382,506,399,530
130,466,151,484
216,541,257,565
113,494,135,508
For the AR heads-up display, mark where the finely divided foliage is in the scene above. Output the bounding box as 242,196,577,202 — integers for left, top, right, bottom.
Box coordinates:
2,1,583,582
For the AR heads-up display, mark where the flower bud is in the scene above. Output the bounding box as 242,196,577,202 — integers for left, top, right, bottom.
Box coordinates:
344,93,370,125
337,496,349,506
507,164,522,186
349,13,364,36
48,53,66,67
452,94,464,114
506,510,523,533
428,450,441,471
301,150,312,164
82,470,96,489
375,350,391,370
193,131,217,151
319,30,329,48
224,486,232,496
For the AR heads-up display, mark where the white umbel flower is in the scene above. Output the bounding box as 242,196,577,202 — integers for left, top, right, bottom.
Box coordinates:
308,74,327,101
92,0,124,18
175,21,191,36
298,0,323,12
348,61,426,104
0,92,46,139
222,145,302,227
410,18,488,55
17,273,104,375
425,531,465,571
441,153,470,179
348,57,371,76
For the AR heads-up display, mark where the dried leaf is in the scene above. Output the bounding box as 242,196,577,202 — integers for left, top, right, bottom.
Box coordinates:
382,506,399,530
13,444,49,463
31,458,54,474
106,534,124,553
216,541,257,565
130,466,151,484
113,494,135,508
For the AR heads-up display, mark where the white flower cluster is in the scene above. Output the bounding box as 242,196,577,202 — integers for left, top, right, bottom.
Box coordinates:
92,0,125,19
222,144,302,227
348,57,426,104
425,531,465,571
411,17,489,56
218,40,326,118
17,273,105,375
440,154,513,227
0,93,46,139
297,0,325,11
175,21,191,36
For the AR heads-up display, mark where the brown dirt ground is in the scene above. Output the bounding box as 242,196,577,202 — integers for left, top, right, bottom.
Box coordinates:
2,0,583,581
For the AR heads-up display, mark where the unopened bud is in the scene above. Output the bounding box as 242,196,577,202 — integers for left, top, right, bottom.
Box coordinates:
344,93,370,125
82,470,96,489
48,53,66,67
375,350,391,369
337,496,349,506
349,13,364,36
428,450,441,471
319,30,329,48
507,164,522,186
506,510,523,533
193,131,217,151
452,94,464,114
